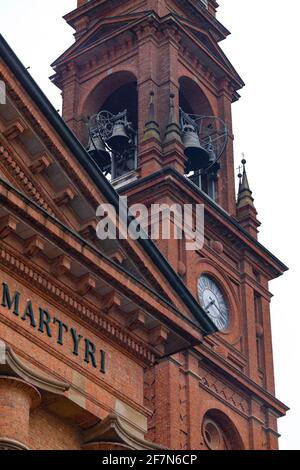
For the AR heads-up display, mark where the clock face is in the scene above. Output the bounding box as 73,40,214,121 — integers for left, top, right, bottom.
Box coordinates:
198,275,229,331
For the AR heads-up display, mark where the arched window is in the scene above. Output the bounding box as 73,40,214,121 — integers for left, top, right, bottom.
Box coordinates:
202,410,244,450
203,417,229,450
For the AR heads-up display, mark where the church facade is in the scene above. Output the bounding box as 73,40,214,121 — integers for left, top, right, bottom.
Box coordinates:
0,0,288,450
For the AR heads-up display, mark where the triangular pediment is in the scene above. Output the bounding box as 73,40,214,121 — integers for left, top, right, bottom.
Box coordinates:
0,36,216,335
52,13,145,69
174,15,244,88
170,0,230,41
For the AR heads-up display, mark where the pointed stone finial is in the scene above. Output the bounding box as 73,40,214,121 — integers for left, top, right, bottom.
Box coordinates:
163,93,182,144
143,90,160,141
236,154,260,238
237,155,254,209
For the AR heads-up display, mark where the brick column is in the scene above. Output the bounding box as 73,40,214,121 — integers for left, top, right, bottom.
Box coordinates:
260,276,276,394
241,260,260,383
0,377,41,450
153,359,181,449
264,408,280,450
217,81,236,215
248,397,265,450
185,354,202,450
61,64,81,137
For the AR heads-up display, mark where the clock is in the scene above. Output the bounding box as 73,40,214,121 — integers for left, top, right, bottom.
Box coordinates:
197,274,229,331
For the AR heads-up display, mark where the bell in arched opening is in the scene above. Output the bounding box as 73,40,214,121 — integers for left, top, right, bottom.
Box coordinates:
183,124,210,172
107,120,130,151
86,135,111,170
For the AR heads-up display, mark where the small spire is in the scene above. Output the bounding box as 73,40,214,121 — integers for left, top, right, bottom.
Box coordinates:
237,155,254,208
237,163,243,194
143,90,160,141
163,93,182,144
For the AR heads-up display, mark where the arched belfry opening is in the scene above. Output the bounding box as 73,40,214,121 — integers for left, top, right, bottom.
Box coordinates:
179,77,223,202
84,72,138,182
179,76,213,117
101,82,138,131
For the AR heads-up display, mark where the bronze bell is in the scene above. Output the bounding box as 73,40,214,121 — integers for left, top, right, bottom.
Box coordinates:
86,135,111,170
183,125,210,171
107,120,130,151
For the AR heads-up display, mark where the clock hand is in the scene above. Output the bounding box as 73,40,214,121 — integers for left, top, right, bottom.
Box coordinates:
209,297,225,317
204,299,215,311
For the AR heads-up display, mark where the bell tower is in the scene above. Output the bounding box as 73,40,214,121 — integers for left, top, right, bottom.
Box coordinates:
52,0,243,214
52,0,288,450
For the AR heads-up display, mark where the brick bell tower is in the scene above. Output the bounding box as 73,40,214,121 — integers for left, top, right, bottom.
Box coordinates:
52,0,288,450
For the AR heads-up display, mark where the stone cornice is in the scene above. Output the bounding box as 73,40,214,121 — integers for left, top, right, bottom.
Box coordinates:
52,11,242,94
0,241,156,365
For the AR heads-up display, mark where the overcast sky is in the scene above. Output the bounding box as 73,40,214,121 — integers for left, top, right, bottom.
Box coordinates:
0,0,299,450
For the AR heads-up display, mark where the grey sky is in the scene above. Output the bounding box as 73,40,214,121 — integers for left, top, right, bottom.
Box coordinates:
0,0,299,450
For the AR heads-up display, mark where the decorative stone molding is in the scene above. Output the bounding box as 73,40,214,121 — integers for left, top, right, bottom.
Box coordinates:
76,273,97,296
0,214,17,240
0,438,29,450
101,291,122,315
110,249,126,265
0,243,156,364
29,153,53,174
0,343,124,434
82,413,165,451
0,344,69,395
51,254,72,277
149,326,169,347
0,144,56,216
198,366,249,415
54,186,77,207
3,119,27,140
79,219,98,241
126,310,146,331
23,235,45,258
210,239,224,254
